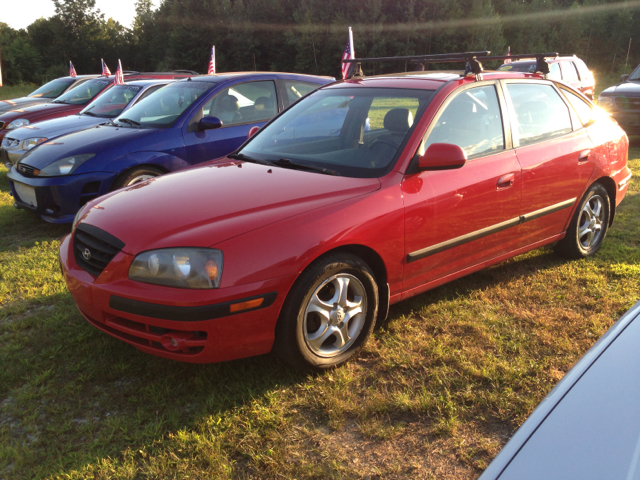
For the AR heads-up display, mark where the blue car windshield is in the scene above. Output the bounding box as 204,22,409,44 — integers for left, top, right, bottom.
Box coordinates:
53,78,111,105
80,84,143,118
113,81,215,129
238,87,433,178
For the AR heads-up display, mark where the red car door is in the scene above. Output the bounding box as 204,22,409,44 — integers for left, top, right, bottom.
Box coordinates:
503,81,594,248
402,82,522,295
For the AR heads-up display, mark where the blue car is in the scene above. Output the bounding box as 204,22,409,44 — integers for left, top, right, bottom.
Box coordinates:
7,73,333,223
1,79,174,165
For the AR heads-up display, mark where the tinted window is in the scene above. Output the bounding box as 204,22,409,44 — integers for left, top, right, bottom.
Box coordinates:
561,87,593,126
421,85,504,158
53,78,111,105
284,80,321,106
506,83,572,146
115,81,214,128
561,61,579,82
204,81,277,126
134,84,165,103
28,78,76,98
239,87,433,178
575,59,592,80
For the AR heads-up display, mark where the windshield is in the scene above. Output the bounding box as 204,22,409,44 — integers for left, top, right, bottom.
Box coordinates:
53,78,111,105
28,78,76,98
80,84,143,118
113,81,215,128
238,87,433,178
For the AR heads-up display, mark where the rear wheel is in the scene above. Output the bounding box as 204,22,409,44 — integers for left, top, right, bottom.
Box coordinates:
555,183,610,259
273,253,378,371
111,166,164,190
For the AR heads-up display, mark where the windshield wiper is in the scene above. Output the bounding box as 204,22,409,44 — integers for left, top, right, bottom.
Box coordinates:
228,152,276,166
274,158,341,176
117,118,141,127
52,100,68,104
82,111,97,117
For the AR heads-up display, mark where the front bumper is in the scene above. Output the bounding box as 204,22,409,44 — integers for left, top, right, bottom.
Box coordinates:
59,233,293,363
7,166,116,223
1,145,25,165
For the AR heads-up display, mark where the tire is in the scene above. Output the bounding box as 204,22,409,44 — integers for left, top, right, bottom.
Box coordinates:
555,183,610,259
111,166,164,191
273,253,379,371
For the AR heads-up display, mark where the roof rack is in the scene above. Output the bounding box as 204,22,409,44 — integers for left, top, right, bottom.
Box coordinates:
344,51,559,80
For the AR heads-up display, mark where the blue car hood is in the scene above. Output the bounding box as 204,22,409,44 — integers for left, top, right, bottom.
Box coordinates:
7,115,106,142
601,82,640,97
19,125,165,170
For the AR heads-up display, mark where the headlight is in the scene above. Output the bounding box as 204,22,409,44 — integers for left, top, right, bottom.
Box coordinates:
598,96,615,110
129,248,223,289
6,119,30,130
36,154,95,176
72,206,86,232
21,137,48,151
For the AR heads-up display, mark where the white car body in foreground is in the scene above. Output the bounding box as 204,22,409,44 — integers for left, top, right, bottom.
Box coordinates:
481,299,640,480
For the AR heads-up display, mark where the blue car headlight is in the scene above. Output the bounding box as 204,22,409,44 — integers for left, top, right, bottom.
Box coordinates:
35,154,96,176
129,248,223,289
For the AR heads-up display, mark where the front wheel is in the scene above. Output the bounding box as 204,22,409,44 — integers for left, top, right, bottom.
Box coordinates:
555,183,610,259
273,253,379,371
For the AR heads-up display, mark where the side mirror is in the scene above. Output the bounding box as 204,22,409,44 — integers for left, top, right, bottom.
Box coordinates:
620,74,630,83
198,116,223,131
247,126,259,139
418,143,467,171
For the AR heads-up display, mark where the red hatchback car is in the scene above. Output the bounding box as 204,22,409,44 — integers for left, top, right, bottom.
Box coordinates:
60,53,632,371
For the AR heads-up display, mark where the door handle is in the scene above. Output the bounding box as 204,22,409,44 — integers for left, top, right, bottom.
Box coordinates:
578,149,591,163
497,173,515,190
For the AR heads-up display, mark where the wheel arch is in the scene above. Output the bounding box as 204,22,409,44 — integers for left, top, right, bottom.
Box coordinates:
110,163,170,191
593,176,617,225
293,244,390,325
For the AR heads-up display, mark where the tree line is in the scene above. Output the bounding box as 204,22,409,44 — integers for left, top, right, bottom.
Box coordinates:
1,0,639,86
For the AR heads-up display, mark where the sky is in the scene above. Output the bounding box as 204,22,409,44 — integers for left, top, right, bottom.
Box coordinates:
1,0,163,30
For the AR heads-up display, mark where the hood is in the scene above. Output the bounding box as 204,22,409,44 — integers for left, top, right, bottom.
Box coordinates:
19,124,161,170
0,102,79,124
600,82,640,96
78,160,381,254
5,115,106,143
0,97,50,114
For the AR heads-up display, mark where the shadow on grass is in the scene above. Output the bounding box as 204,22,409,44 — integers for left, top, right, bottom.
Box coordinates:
0,292,309,478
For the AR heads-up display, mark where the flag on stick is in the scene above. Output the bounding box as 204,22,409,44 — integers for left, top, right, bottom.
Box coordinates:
0,61,3,87
341,27,355,79
69,61,77,77
101,58,111,76
208,46,216,75
504,46,512,64
114,59,124,85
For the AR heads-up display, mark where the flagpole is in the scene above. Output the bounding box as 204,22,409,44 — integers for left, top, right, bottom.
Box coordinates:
348,26,355,59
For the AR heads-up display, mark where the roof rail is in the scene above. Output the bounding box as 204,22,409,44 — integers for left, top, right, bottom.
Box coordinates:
344,51,558,80
171,69,200,75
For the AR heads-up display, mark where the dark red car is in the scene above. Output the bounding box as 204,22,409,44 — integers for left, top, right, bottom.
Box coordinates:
499,55,595,99
60,53,631,371
0,71,197,142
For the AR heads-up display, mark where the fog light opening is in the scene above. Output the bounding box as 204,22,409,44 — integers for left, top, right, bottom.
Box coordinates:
160,333,194,352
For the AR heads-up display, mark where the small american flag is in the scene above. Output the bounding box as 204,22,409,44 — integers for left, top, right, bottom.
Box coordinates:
341,27,355,80
504,46,512,64
114,59,124,85
69,61,77,77
208,46,216,75
101,58,111,76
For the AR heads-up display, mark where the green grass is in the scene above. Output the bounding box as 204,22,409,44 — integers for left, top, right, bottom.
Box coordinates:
0,146,638,479
0,85,36,101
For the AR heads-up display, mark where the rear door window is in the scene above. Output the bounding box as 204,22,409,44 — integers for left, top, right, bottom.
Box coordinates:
505,83,572,146
204,81,278,126
560,62,579,83
560,87,593,126
421,84,505,158
284,80,322,106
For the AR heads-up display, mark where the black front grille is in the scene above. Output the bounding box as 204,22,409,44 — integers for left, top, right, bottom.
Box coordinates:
0,122,4,129
17,163,37,177
73,223,126,278
2,137,19,148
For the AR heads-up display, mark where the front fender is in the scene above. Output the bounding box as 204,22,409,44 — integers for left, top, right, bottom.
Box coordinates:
106,151,189,175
